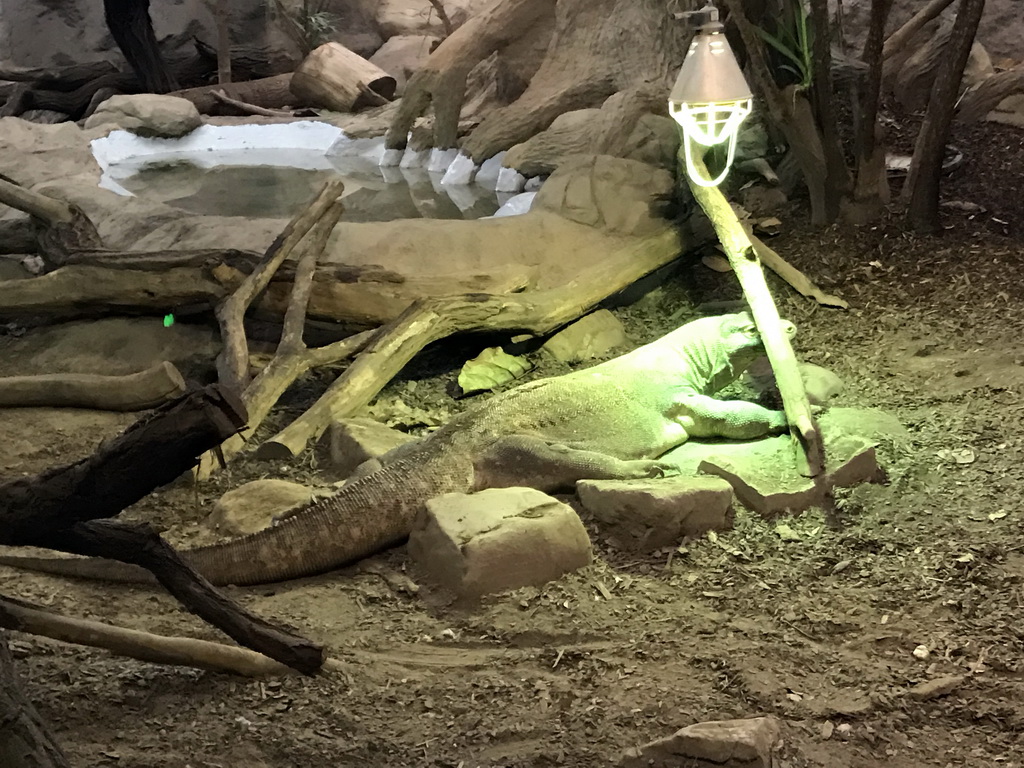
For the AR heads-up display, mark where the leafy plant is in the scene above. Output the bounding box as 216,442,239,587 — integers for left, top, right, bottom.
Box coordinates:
753,0,814,90
266,0,339,56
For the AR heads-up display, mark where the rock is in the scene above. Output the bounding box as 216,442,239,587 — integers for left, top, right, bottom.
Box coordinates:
407,487,593,600
620,717,782,768
908,675,965,701
745,359,844,406
376,0,490,37
325,0,384,58
327,417,416,477
205,479,316,537
577,476,734,551
541,309,627,363
739,185,788,216
369,34,439,95
698,434,883,517
963,41,995,89
84,95,202,138
662,408,897,516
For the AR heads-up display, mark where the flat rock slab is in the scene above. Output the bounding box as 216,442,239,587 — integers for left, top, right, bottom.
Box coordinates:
204,479,315,537
327,416,416,478
620,716,782,768
662,407,902,517
577,476,734,551
408,487,592,600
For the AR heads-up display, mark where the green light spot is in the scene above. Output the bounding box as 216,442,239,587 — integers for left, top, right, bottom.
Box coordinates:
163,314,175,327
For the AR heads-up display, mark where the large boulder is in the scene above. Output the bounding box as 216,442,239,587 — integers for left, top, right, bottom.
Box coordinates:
375,0,492,38
84,95,202,138
369,34,440,95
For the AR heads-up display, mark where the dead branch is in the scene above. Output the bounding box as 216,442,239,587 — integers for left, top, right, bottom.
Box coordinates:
882,0,957,60
0,361,186,411
198,198,380,476
211,88,316,117
427,0,455,37
957,65,1024,123
257,226,681,460
747,234,849,309
215,180,345,394
0,177,102,264
0,385,323,675
0,593,296,677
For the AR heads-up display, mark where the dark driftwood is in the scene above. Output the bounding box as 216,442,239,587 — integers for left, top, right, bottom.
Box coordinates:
0,633,70,768
0,385,324,675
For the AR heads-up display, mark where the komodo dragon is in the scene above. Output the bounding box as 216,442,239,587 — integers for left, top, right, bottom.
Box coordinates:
0,311,796,586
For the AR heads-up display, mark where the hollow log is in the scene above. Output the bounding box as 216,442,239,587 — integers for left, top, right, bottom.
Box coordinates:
291,43,397,112
0,361,186,411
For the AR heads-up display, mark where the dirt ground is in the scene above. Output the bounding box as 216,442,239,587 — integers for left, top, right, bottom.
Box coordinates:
2,115,1024,768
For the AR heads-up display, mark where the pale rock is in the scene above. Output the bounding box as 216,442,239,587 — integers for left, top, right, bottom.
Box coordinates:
620,717,782,768
523,176,545,192
376,0,491,38
441,151,477,186
739,184,788,216
541,309,627,363
908,675,965,701
427,147,458,173
475,152,507,189
85,95,202,138
963,41,995,89
746,359,843,406
491,191,536,218
369,34,439,94
204,479,315,537
577,476,734,551
407,487,593,599
327,417,416,478
495,166,526,193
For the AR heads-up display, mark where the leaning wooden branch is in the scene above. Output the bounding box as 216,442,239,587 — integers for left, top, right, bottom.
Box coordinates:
258,226,682,459
215,180,345,394
0,177,102,263
748,233,849,309
686,152,824,477
882,0,957,60
0,593,298,677
198,196,378,476
0,386,323,675
0,632,70,768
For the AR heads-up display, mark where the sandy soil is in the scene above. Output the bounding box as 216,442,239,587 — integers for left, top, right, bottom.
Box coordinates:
2,117,1023,768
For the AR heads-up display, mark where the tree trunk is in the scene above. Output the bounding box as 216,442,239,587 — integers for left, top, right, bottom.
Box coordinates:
387,0,688,162
216,0,233,85
842,0,893,224
808,0,851,221
903,0,986,234
0,633,70,768
103,0,180,93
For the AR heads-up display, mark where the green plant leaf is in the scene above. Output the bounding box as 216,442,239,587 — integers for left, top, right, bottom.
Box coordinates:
457,348,533,395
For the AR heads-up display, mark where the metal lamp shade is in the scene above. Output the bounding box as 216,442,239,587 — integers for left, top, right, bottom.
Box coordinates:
669,22,752,109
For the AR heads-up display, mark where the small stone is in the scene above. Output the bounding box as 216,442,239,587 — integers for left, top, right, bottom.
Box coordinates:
619,716,782,768
327,417,415,478
912,645,931,660
205,479,316,536
407,487,592,600
577,476,734,551
541,309,627,364
908,675,965,701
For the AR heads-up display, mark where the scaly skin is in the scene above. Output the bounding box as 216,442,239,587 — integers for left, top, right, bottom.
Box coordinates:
0,312,795,586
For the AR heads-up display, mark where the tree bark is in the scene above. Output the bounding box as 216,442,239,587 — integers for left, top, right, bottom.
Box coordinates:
0,633,70,768
808,0,851,221
843,0,893,224
103,0,180,93
216,0,233,85
957,65,1024,123
903,0,986,234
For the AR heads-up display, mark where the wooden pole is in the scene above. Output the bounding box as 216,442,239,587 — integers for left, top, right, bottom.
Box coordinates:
684,148,824,476
216,0,232,84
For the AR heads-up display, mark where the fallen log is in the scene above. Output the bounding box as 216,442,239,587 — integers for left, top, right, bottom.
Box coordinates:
0,361,186,411
172,73,296,115
958,65,1024,123
291,42,396,112
0,385,323,675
